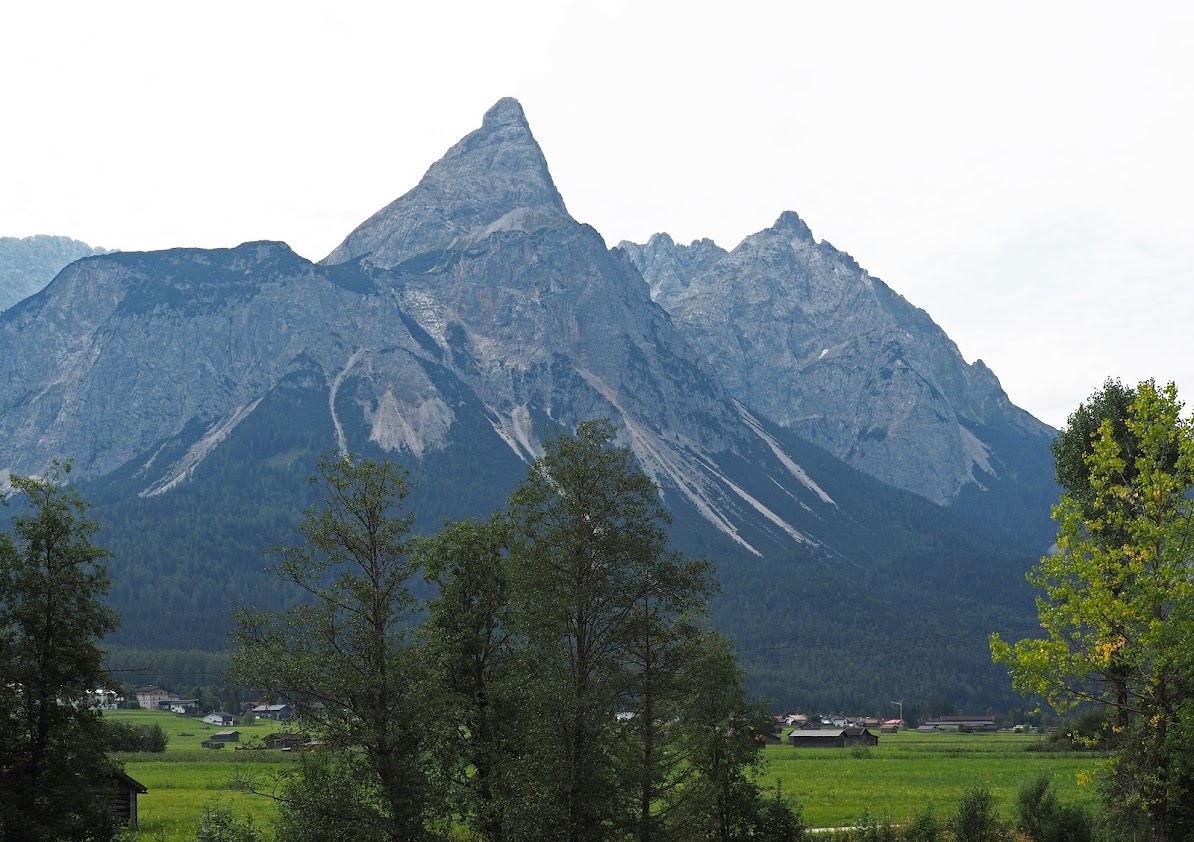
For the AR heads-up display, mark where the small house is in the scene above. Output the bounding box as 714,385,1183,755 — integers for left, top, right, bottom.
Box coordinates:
252,703,294,721
209,730,240,743
203,712,236,727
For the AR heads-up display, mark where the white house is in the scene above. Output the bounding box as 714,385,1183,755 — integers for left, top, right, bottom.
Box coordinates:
252,703,294,721
203,712,235,727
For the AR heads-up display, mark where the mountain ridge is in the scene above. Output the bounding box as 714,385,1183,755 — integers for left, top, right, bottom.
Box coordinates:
620,212,1055,514
0,234,109,312
0,98,1055,707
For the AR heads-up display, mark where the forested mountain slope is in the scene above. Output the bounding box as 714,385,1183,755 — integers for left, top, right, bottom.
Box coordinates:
0,98,1054,709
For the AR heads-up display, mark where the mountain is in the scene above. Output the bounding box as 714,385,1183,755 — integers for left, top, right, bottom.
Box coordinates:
620,216,1057,541
0,234,108,311
0,99,1051,710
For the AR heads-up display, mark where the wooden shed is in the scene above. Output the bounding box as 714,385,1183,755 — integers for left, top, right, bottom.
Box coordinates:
788,727,879,748
110,770,148,828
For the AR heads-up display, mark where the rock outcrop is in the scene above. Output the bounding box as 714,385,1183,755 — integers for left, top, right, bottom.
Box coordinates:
621,212,1055,506
0,234,108,311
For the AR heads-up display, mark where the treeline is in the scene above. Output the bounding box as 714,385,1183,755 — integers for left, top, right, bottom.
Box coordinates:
229,422,805,842
102,719,168,753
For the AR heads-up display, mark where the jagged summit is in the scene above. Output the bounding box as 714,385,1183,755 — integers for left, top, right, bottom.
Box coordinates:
322,97,570,269
771,210,814,241
482,96,529,129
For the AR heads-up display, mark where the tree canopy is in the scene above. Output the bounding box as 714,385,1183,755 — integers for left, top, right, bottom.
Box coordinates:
0,462,121,841
991,381,1194,841
231,423,802,841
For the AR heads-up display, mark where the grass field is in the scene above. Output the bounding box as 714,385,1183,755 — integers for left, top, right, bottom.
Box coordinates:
109,711,1106,838
107,709,296,841
757,730,1105,829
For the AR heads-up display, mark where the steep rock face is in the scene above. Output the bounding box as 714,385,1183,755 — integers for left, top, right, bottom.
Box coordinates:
623,212,1054,505
319,104,843,557
0,101,844,559
0,99,1051,707
0,242,453,495
323,98,571,268
0,234,108,311
619,233,727,302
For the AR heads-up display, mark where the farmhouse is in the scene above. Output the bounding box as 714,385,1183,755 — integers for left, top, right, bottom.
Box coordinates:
788,727,879,748
252,703,294,721
133,685,175,710
203,712,236,727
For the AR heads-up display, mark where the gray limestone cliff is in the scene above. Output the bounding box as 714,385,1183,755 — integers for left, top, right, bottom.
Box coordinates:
619,233,727,302
621,211,1055,505
322,98,571,268
0,235,109,311
0,101,847,559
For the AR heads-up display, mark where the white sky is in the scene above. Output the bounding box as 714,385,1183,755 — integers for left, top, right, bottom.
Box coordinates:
3,0,1191,428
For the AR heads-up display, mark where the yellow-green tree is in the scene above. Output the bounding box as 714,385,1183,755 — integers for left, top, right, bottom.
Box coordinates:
991,381,1194,841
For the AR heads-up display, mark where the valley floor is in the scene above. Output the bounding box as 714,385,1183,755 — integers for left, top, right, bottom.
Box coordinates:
109,711,1103,839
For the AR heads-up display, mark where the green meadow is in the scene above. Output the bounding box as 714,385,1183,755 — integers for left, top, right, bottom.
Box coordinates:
107,709,297,841
758,730,1105,829
110,711,1106,839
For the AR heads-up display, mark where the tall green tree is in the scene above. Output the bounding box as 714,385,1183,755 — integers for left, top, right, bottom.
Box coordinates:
615,550,718,842
229,452,434,841
419,515,525,842
503,419,777,842
0,461,121,841
991,381,1194,841
507,420,695,841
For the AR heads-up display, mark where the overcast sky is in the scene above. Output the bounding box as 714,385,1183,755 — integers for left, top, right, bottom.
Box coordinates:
3,1,1191,428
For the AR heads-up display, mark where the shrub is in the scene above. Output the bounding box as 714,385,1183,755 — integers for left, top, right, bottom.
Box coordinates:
853,809,897,842
104,720,169,752
752,782,806,841
193,800,261,842
1017,773,1092,842
948,786,1006,842
903,802,941,842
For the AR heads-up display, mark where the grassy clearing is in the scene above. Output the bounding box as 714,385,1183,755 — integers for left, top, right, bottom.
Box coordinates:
757,730,1105,828
106,709,296,841
109,712,1106,837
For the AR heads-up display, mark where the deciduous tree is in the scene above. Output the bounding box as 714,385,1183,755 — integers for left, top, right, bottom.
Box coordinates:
230,452,434,841
0,461,121,841
991,381,1194,841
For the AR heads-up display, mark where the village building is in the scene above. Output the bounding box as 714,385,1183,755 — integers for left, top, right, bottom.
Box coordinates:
788,727,879,748
252,703,294,721
86,688,122,710
133,685,175,710
918,715,997,732
267,733,308,750
201,730,240,748
203,712,236,727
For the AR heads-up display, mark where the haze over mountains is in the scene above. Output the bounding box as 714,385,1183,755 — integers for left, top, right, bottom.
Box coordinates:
0,98,1059,708
0,234,108,312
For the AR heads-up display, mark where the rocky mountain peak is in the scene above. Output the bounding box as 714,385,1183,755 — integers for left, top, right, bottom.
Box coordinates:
322,97,570,269
0,235,109,312
482,96,529,129
618,233,728,301
771,210,814,241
